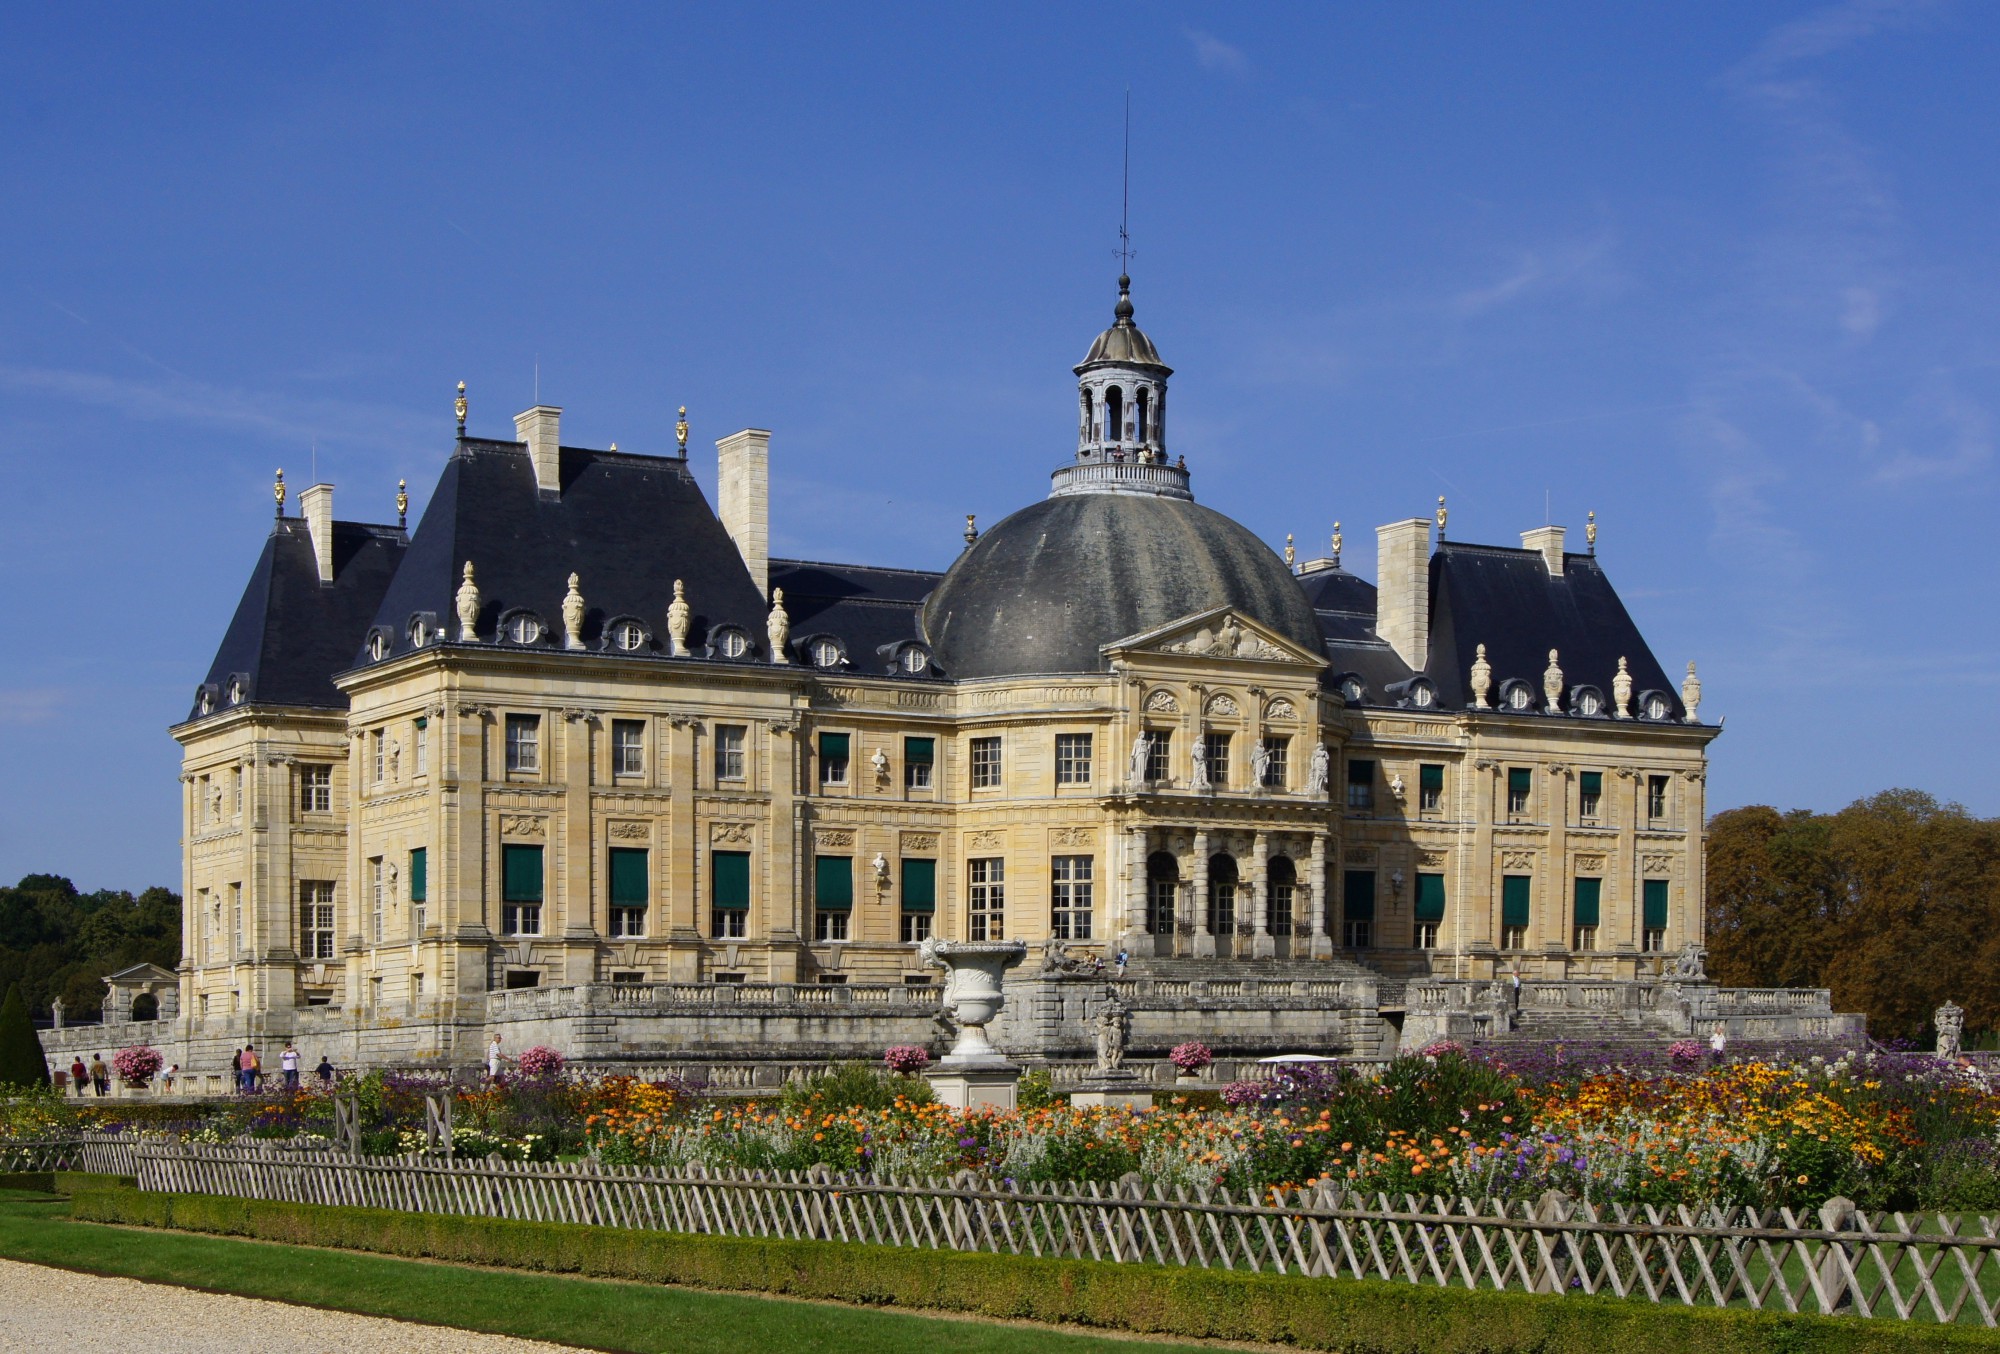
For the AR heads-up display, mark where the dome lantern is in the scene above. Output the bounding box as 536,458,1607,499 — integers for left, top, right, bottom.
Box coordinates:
1059,274,1187,499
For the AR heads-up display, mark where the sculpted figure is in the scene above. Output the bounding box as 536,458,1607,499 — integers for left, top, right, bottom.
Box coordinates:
1189,735,1210,789
1252,741,1272,788
1306,742,1330,794
1937,1001,1967,1060
1128,731,1152,788
1093,997,1128,1072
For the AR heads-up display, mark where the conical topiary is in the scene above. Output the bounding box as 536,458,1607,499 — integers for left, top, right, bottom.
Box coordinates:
0,984,50,1090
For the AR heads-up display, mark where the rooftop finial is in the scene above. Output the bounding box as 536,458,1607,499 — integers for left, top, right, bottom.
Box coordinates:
1284,533,1296,570
1436,495,1448,540
1332,521,1342,566
964,513,978,548
1116,87,1135,277
676,405,689,459
274,469,286,518
455,380,467,434
1586,509,1598,554
397,479,408,529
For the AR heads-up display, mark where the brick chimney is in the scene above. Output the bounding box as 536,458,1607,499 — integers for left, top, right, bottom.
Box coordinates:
1375,517,1432,670
514,405,562,495
1522,525,1566,576
716,429,771,598
299,483,335,583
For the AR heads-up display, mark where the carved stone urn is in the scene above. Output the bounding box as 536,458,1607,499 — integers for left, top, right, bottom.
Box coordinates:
919,938,1028,1108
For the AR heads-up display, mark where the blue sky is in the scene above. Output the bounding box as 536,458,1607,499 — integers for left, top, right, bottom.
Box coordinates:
3,3,1996,890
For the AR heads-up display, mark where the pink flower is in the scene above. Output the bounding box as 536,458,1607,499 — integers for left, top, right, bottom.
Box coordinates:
883,1045,931,1074
1169,1042,1213,1073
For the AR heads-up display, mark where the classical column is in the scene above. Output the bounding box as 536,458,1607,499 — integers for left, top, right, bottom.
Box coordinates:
1125,825,1150,954
1251,833,1274,958
1308,832,1332,959
1191,830,1214,958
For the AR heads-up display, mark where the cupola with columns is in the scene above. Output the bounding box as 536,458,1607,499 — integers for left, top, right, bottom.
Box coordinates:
1053,274,1190,499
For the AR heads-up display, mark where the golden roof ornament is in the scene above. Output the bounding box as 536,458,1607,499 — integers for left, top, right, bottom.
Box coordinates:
274,468,286,518
396,479,408,529
964,513,978,548
455,381,467,434
1284,533,1296,570
1331,521,1342,567
675,406,689,459
1586,509,1597,555
1436,495,1448,540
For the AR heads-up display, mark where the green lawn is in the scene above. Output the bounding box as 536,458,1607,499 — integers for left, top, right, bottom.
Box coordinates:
0,1190,1207,1353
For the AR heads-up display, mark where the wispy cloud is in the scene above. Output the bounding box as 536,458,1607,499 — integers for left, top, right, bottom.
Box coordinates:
0,688,67,726
1185,28,1250,77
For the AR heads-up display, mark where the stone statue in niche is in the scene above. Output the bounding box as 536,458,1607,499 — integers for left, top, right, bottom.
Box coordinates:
1189,735,1210,789
1306,743,1330,794
767,589,790,663
562,573,586,650
666,579,691,657
1128,731,1152,788
1936,1001,1966,1059
455,562,481,641
1093,996,1128,1072
1469,643,1493,709
1251,741,1272,788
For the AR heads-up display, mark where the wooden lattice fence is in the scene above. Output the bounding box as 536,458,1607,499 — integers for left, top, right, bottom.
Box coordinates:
1,1135,142,1176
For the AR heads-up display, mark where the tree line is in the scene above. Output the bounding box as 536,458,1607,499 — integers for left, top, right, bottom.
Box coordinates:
0,873,180,1023
1706,789,2000,1045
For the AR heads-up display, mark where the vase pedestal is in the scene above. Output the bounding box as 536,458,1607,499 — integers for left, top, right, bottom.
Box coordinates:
925,1057,1022,1111
1069,1069,1152,1110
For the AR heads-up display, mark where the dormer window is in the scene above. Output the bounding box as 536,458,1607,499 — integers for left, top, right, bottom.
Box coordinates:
195,687,215,716
1501,680,1535,712
226,678,245,705
410,619,429,648
1407,680,1435,710
1338,675,1366,704
1572,685,1604,718
502,612,544,646
1641,691,1671,721
811,638,844,669
611,620,646,652
899,644,931,675
714,627,751,660
366,632,389,662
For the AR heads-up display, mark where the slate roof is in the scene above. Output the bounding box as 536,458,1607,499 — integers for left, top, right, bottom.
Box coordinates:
1295,565,1419,700
187,516,406,722
767,558,938,675
359,439,769,664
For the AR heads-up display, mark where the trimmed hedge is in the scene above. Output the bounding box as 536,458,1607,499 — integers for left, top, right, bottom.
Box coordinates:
64,1182,2000,1353
0,1172,56,1193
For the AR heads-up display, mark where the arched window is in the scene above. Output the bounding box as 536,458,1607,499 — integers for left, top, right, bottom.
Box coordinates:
1135,388,1150,443
1081,389,1094,438
1268,856,1297,937
130,992,159,1022
1207,853,1238,934
1147,852,1179,936
1104,386,1123,442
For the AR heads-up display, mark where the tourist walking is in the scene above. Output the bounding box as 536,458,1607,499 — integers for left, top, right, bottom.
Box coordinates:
281,1041,300,1090
161,1063,177,1093
232,1047,248,1093
244,1043,261,1091
89,1055,109,1096
487,1034,504,1080
1709,1029,1728,1064
1114,947,1129,978
68,1057,86,1097
315,1055,334,1085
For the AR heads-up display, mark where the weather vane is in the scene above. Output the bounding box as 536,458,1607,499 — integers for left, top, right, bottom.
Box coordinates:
1115,89,1136,274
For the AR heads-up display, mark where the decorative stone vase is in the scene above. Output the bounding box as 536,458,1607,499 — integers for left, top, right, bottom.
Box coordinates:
919,938,1028,1109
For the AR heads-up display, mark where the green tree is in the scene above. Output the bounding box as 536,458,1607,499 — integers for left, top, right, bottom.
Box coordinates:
0,874,181,1022
0,983,49,1089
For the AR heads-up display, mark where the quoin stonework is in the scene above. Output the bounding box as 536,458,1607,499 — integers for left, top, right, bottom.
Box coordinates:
41,274,1860,1090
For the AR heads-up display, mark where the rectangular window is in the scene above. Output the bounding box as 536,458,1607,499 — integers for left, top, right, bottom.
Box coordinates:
300,765,332,813
711,849,750,939
233,766,245,815
970,736,1002,788
900,911,932,943
1261,737,1289,789
372,729,386,784
229,881,243,950
1573,876,1602,951
968,857,1005,940
369,857,385,942
904,736,934,790
1578,770,1603,820
1414,872,1446,949
299,881,335,960
1419,763,1444,813
609,847,648,937
1050,855,1093,940
409,847,428,934
505,715,540,773
1269,876,1294,936
818,732,850,786
1501,874,1531,950
814,855,852,941
1204,732,1232,787
1643,878,1669,952
1346,758,1374,811
1648,774,1670,821
714,724,746,781
1342,870,1375,949
1147,874,1177,935
901,856,936,944
1507,767,1533,817
613,719,647,777
500,843,544,935
1145,731,1171,784
1055,732,1093,785
414,716,428,775
198,774,210,824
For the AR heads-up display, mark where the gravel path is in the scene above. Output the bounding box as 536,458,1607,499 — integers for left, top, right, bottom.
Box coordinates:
0,1258,581,1352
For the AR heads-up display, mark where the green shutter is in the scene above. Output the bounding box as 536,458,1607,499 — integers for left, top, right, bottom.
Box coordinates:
904,737,934,765
1643,878,1669,930
1348,758,1375,784
818,733,850,761
501,845,543,903
1579,770,1603,799
711,851,750,909
609,848,648,906
1501,875,1532,928
1420,764,1443,794
1508,767,1533,797
814,856,853,910
902,858,936,912
408,847,427,903
1574,876,1603,928
1414,873,1447,922
1342,870,1376,922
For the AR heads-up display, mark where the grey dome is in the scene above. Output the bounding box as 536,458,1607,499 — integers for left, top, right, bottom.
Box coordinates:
1079,275,1168,371
922,493,1327,680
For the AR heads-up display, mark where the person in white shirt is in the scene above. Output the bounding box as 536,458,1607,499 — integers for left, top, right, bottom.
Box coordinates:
281,1042,301,1090
487,1034,504,1079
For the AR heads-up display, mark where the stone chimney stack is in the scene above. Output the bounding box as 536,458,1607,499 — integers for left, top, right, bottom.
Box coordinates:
299,483,335,584
716,428,771,598
514,405,563,495
1522,525,1566,576
1375,517,1432,671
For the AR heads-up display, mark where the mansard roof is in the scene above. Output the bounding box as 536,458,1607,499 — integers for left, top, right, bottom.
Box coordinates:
1295,564,1420,699
359,438,769,664
187,516,406,722
767,558,937,674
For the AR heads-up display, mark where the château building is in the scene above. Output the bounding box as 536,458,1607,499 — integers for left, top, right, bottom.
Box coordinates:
49,274,1861,1088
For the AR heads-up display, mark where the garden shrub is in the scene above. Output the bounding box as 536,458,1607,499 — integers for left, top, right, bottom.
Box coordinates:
0,985,49,1090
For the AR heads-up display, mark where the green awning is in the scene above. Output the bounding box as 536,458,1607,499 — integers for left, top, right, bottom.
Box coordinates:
1414,873,1447,923
1419,764,1443,795
1573,876,1603,928
1508,767,1533,798
1643,878,1669,930
1579,770,1603,799
904,737,934,765
712,851,750,909
902,858,936,912
502,844,543,903
815,856,853,910
408,847,427,904
1342,870,1375,922
818,733,850,761
609,848,649,906
1502,874,1532,928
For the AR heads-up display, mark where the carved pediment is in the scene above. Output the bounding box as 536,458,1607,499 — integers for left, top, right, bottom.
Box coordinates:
1104,607,1327,669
